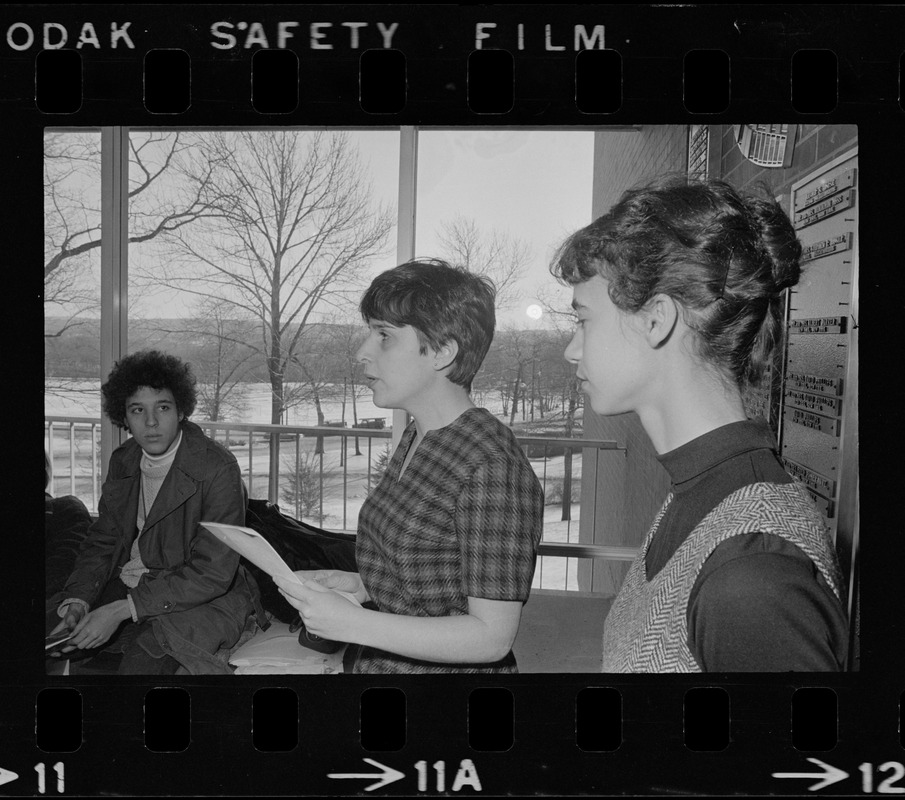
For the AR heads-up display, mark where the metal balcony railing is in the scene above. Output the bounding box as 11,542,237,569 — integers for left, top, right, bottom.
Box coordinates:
44,415,636,592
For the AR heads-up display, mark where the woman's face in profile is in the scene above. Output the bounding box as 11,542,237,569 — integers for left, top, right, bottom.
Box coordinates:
356,321,439,412
565,275,651,417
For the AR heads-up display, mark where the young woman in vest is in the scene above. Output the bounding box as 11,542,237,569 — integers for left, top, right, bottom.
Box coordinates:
554,176,848,672
275,260,545,674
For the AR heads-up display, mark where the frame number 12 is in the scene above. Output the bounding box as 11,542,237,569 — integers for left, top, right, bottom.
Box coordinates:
861,763,905,794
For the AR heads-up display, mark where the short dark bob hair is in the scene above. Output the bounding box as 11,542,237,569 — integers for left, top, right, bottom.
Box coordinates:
101,350,197,429
552,175,802,388
359,259,496,392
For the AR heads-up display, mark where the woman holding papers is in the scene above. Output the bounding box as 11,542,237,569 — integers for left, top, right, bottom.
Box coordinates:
276,260,545,674
49,350,258,674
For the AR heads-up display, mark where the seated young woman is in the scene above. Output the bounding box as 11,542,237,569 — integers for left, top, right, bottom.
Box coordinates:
275,260,545,674
48,350,257,674
552,176,848,672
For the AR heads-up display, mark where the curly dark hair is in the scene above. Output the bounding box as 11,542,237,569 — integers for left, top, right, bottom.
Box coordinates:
101,350,197,429
552,174,802,388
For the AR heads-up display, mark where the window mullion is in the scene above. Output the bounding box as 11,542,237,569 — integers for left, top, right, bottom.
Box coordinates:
391,127,418,447
99,126,129,479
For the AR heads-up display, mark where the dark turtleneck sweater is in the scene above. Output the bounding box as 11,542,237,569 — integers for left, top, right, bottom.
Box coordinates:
647,419,848,672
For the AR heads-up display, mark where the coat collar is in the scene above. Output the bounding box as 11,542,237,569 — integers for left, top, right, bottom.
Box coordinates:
115,420,209,480
105,420,209,535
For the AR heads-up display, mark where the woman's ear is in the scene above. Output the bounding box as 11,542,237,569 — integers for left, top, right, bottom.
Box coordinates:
641,293,679,349
433,340,459,373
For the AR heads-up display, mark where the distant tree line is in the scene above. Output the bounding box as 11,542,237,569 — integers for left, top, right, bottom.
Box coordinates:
44,315,582,430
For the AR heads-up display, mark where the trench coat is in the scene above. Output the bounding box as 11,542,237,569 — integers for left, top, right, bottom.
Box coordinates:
60,420,257,674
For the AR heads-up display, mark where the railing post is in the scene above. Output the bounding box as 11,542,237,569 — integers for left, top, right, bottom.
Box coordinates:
342,432,348,531
92,423,99,509
69,424,76,496
46,422,54,495
268,431,280,504
318,450,324,523
247,432,254,498
294,435,301,520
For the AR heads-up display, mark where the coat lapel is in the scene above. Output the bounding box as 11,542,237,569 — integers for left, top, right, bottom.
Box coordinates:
142,467,197,530
141,422,204,532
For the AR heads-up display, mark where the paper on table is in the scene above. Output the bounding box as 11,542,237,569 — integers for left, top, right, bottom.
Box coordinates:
199,521,360,605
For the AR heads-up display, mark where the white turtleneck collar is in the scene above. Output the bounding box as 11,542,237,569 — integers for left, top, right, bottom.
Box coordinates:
140,427,184,470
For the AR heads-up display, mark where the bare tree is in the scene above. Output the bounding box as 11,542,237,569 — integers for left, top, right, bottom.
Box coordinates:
152,130,394,438
156,297,258,422
436,215,531,309
44,131,219,339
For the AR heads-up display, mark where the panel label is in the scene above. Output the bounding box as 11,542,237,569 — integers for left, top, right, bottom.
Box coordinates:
785,373,843,396
788,316,847,334
784,390,842,417
783,408,841,436
800,232,852,263
794,188,855,229
794,169,856,212
782,458,837,497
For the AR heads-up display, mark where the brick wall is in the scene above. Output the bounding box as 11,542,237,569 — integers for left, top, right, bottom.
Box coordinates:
591,126,690,217
715,124,857,199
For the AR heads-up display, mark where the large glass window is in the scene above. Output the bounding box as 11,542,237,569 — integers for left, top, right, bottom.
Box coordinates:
43,127,601,593
43,129,103,508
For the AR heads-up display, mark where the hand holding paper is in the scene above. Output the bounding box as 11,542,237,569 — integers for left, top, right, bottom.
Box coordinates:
274,572,365,643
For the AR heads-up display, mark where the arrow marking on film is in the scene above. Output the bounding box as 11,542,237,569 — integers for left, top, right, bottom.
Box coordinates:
0,768,18,787
328,758,405,792
772,757,849,791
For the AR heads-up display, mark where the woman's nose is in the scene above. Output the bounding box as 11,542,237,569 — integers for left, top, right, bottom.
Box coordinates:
564,330,582,364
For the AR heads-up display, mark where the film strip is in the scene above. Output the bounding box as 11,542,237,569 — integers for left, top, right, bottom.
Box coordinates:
5,3,903,796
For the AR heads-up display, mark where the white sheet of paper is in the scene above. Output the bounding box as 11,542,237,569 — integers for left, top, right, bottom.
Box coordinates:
199,521,360,606
200,521,303,584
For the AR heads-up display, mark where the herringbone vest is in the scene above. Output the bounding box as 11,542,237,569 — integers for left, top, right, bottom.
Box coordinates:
601,482,844,673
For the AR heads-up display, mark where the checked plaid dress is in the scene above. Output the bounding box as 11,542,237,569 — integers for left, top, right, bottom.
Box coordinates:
354,407,545,674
